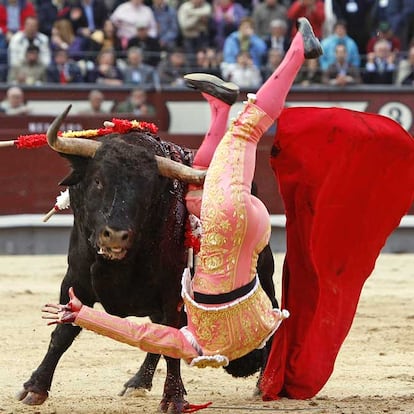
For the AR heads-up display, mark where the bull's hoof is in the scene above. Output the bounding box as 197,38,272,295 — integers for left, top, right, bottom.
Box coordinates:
159,397,189,414
119,386,149,397
252,385,262,397
16,388,48,405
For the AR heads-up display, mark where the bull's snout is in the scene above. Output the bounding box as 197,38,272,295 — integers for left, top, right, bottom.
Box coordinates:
101,226,132,244
97,226,133,260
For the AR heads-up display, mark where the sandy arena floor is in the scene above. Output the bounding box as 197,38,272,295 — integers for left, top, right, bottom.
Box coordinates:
0,254,413,414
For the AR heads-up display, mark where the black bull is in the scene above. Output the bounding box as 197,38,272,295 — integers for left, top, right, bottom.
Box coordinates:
17,109,278,413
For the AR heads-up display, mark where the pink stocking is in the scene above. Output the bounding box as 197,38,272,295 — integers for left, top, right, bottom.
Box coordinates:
255,32,305,121
192,92,231,169
186,93,231,217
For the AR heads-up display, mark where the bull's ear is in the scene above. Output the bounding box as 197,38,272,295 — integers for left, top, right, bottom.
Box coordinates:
58,155,89,186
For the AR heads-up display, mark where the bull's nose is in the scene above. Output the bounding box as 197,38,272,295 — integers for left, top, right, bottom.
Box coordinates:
101,226,132,245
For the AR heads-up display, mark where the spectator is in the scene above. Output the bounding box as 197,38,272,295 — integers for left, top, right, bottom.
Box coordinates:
380,0,414,51
366,21,401,54
151,0,179,51
395,45,414,85
212,0,248,49
332,0,376,54
264,18,290,57
252,0,288,40
222,17,267,69
81,89,108,114
127,22,162,67
177,0,212,55
319,20,360,71
158,48,190,87
0,31,7,82
113,88,156,116
50,19,86,61
108,0,124,12
60,0,109,38
122,46,160,89
0,86,31,115
86,49,124,85
322,43,361,86
363,38,396,85
369,0,390,31
46,48,84,84
222,51,263,88
85,19,123,56
36,0,61,37
8,16,51,68
0,0,36,42
287,0,325,40
7,44,46,85
237,0,260,14
110,0,158,49
193,47,222,77
294,57,322,86
261,47,284,80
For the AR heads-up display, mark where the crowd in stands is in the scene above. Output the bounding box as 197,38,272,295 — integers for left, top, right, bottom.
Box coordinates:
0,0,413,104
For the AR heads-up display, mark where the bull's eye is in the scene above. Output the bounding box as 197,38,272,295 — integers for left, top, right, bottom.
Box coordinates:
95,177,103,190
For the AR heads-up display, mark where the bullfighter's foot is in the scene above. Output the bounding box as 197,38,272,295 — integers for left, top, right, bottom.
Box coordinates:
16,388,48,405
296,17,323,59
184,73,240,105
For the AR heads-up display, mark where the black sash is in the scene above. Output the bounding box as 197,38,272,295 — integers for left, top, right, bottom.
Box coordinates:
193,277,257,305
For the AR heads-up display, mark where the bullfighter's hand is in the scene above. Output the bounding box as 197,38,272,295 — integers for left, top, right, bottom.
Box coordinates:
42,287,83,325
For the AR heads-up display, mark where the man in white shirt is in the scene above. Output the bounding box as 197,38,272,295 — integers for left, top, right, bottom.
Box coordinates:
110,0,157,47
8,16,51,68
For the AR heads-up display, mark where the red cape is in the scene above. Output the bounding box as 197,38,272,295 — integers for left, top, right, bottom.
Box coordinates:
260,107,414,399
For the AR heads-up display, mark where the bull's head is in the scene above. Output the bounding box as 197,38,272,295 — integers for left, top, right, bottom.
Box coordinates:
47,105,205,261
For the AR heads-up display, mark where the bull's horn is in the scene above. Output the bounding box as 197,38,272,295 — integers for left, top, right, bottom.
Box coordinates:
105,120,205,184
50,108,205,184
47,105,101,157
155,156,206,185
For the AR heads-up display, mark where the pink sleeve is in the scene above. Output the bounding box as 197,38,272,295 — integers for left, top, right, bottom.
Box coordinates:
75,306,200,362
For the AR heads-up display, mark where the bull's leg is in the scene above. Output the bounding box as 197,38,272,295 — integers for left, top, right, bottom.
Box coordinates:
119,352,161,396
121,354,186,413
119,351,187,413
254,339,272,396
17,323,82,405
18,267,95,406
119,305,186,412
257,244,278,308
254,245,277,395
159,356,187,414
153,289,188,413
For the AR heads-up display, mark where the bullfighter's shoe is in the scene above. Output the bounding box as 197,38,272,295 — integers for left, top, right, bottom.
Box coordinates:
184,73,240,106
296,17,323,59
